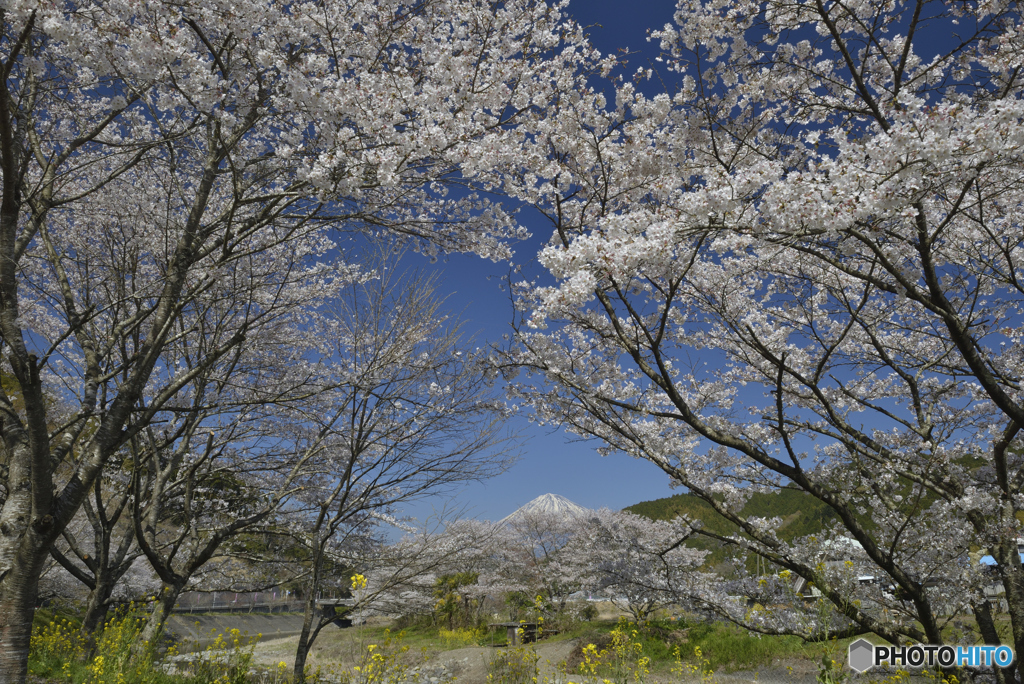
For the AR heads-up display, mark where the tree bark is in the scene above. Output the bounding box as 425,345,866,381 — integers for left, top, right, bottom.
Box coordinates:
293,551,328,684
81,575,115,636
138,581,183,651
293,591,318,684
974,599,1012,684
0,538,46,684
994,540,1024,684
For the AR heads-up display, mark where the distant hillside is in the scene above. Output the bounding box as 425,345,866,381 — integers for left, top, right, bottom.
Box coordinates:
625,488,842,573
625,488,838,543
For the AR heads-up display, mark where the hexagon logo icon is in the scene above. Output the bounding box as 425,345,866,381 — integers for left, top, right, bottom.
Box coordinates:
848,638,874,673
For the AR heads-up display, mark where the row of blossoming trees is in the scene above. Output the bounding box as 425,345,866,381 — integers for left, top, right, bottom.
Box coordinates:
354,508,707,630
4,0,1024,682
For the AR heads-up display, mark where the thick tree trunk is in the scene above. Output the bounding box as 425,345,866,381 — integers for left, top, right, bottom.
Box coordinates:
293,529,329,684
988,536,1024,684
1002,566,1024,684
292,570,338,684
974,599,1012,684
0,541,46,684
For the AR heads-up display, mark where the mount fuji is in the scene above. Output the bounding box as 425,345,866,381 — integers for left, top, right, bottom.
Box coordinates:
497,493,591,525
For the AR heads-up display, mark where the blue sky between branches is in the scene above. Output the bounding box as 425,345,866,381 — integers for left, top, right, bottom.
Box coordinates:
392,0,683,525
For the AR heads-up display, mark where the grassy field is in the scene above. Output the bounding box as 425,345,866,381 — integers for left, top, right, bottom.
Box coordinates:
547,616,819,673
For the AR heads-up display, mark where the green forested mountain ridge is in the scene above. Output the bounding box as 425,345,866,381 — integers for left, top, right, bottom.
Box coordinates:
625,488,839,543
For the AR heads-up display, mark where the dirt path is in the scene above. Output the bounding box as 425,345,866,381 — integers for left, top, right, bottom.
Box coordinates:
249,634,925,684
250,632,805,683
249,633,579,683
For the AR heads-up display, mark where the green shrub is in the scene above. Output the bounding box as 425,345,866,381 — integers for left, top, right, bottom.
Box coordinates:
486,645,538,684
29,615,89,681
29,603,171,683
438,627,483,649
574,619,651,684
576,602,599,622
29,603,275,684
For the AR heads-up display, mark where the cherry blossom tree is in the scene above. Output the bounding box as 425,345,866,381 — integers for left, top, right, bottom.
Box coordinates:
282,260,513,682
0,0,597,678
571,509,706,626
485,509,590,620
497,1,1024,681
130,396,309,647
49,462,144,636
352,518,497,621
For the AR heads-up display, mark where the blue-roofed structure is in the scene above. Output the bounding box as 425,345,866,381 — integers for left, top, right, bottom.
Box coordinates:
978,545,1024,566
975,543,1024,613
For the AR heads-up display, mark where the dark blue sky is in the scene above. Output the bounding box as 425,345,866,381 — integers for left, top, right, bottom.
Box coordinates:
396,0,682,525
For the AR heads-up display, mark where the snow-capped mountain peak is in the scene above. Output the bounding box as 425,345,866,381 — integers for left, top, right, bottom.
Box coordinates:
498,493,590,524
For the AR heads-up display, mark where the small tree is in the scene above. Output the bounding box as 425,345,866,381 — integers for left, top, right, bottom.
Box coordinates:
485,510,589,623
284,260,513,682
572,509,707,627
433,572,481,629
49,463,145,636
